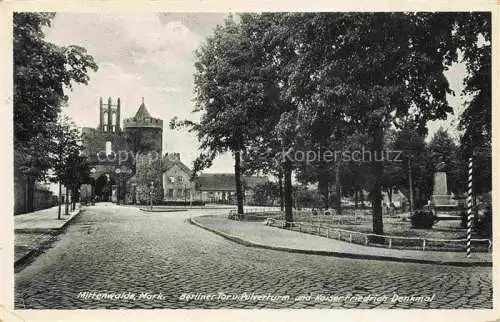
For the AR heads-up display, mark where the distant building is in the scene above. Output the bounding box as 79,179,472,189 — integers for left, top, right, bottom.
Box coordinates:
162,153,195,202
80,96,268,205
193,173,268,204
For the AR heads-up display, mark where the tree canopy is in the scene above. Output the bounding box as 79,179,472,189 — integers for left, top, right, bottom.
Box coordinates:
14,12,98,180
176,12,491,233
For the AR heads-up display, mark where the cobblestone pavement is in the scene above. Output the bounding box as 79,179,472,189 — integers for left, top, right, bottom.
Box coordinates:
14,204,492,309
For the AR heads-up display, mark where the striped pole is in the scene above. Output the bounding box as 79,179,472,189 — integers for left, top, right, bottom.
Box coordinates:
466,156,473,258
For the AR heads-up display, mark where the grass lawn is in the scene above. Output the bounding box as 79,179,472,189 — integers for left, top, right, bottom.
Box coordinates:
290,212,487,240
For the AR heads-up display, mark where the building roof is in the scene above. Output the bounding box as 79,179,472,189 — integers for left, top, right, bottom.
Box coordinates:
194,173,268,192
134,98,152,119
163,158,192,176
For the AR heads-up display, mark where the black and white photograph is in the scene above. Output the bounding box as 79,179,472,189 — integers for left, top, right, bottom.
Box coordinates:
2,3,496,320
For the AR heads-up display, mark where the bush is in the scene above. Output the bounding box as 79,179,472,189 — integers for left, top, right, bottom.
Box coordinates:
474,200,492,237
410,209,437,229
460,209,467,229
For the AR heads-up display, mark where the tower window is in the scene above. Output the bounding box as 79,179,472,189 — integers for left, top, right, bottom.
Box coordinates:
105,141,112,156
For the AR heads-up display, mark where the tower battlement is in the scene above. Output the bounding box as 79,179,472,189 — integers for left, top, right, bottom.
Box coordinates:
99,97,121,133
123,98,163,130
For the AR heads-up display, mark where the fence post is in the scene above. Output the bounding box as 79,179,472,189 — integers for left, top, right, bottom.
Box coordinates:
349,233,352,243
388,238,392,249
326,228,329,238
365,235,369,245
422,239,426,251
489,240,492,253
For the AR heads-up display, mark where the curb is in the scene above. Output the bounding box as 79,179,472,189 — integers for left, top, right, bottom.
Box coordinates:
139,208,188,213
14,208,83,269
189,217,492,267
14,208,82,234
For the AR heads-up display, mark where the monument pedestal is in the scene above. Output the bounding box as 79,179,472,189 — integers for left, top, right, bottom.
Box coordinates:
431,194,455,206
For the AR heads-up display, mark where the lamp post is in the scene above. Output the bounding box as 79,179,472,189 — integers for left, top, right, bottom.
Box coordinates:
115,168,121,205
90,168,96,205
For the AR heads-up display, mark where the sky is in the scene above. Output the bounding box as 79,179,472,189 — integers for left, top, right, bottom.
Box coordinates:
44,12,468,175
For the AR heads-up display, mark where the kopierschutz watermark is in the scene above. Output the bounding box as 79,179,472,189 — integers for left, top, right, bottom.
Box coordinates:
244,146,403,164
94,150,163,165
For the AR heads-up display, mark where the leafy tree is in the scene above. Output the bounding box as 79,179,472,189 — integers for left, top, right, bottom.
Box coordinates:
454,13,491,197
14,12,97,211
64,152,92,211
280,13,461,236
48,116,83,219
174,14,280,215
455,13,491,153
135,154,163,204
251,181,280,206
241,132,285,210
391,120,433,209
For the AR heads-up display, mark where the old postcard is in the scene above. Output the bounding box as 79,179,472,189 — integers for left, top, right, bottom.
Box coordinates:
1,1,498,321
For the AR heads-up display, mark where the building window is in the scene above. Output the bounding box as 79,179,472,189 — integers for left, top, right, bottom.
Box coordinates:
177,176,183,183
168,176,175,183
167,189,174,198
105,141,112,155
177,189,184,197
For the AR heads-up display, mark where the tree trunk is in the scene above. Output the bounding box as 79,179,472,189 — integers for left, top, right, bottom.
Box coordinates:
24,179,29,214
65,186,69,216
283,159,293,226
335,161,342,215
388,188,393,205
58,182,62,220
26,177,34,213
278,170,284,211
359,188,365,209
354,189,358,209
72,185,76,211
371,123,384,238
317,147,329,210
318,174,329,210
234,150,244,216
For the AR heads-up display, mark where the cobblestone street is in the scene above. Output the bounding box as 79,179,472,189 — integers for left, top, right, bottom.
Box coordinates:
14,204,492,309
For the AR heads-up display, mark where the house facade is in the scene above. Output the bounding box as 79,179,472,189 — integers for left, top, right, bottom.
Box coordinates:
162,153,196,202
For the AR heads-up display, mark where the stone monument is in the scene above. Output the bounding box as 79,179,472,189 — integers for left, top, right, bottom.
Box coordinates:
431,161,455,206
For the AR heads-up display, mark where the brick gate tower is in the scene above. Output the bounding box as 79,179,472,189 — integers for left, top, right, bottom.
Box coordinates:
123,98,164,203
81,97,163,203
